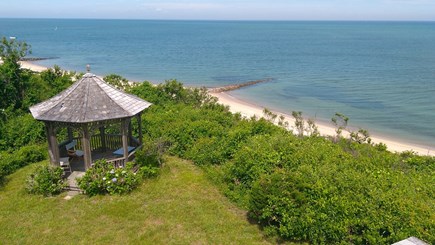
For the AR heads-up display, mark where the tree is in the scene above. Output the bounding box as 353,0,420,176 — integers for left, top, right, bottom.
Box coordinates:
292,111,304,137
0,37,31,110
331,112,349,138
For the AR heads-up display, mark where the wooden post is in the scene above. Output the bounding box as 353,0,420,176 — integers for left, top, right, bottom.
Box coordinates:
121,119,129,163
46,122,59,166
137,112,143,145
100,126,106,152
82,124,92,169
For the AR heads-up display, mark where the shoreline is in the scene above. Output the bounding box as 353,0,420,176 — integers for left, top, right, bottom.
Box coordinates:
19,61,48,72
19,61,434,156
211,91,435,156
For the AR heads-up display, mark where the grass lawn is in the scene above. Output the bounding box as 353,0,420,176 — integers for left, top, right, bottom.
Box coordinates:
0,156,272,244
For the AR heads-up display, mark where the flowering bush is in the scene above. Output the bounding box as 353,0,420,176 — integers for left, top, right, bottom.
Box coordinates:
26,165,66,196
77,159,139,196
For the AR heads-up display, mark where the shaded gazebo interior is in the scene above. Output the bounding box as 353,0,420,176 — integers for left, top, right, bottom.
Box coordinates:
30,72,152,173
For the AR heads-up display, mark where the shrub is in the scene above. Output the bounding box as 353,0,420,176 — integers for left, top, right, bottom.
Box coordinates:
77,159,139,196
186,137,227,165
26,165,66,196
0,144,46,182
0,114,45,151
135,138,168,178
240,136,435,244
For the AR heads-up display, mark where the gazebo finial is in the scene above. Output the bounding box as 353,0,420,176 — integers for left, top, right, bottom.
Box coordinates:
86,64,90,72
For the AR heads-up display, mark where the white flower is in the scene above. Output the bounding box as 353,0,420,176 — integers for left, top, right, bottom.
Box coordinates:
103,177,106,181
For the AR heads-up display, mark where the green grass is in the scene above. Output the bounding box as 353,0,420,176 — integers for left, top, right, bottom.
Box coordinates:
0,156,272,244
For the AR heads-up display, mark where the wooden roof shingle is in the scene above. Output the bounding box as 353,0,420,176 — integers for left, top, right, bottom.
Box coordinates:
30,73,151,123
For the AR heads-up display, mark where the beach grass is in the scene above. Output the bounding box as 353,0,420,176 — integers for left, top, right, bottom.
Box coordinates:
0,156,274,244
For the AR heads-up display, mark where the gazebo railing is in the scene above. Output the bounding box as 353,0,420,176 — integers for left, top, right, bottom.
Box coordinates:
107,144,143,168
59,135,142,169
70,134,139,152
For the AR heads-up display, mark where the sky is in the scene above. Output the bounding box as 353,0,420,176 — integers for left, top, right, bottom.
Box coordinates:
0,0,434,21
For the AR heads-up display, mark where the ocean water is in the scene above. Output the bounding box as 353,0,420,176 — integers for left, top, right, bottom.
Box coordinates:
1,19,434,148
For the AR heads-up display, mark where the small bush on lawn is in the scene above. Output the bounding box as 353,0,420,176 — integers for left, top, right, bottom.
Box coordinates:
135,138,168,178
77,159,139,196
26,165,66,196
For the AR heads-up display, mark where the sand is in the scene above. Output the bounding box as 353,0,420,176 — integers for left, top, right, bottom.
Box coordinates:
14,60,434,156
19,61,48,72
211,92,434,156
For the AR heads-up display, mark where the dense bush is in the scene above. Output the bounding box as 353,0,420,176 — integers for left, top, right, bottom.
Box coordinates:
77,160,139,196
230,134,434,244
134,138,168,178
0,144,46,182
0,114,46,151
26,165,65,196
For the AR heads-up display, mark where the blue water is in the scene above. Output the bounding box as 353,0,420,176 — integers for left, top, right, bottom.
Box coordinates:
1,19,434,148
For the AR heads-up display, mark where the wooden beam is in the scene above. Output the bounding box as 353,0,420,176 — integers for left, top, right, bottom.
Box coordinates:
45,122,60,166
82,124,92,169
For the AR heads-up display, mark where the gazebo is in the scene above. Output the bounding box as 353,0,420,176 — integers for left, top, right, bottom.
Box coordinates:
30,71,151,171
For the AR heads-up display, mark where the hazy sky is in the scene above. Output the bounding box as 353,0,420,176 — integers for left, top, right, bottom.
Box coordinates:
1,0,434,21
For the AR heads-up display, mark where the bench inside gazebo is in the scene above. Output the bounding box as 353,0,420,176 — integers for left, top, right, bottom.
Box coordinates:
30,70,152,174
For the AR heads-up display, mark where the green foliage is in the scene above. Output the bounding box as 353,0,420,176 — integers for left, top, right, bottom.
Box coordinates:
349,128,370,144
77,159,139,196
331,112,349,138
0,113,45,150
0,37,31,110
226,134,434,244
26,165,65,196
0,144,46,182
103,74,132,91
129,81,163,104
134,138,169,178
0,38,76,178
186,137,227,165
130,79,218,107
292,111,304,137
263,108,277,123
39,65,75,94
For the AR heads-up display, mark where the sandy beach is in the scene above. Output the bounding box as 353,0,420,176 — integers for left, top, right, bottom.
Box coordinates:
19,61,48,72
17,61,434,156
211,91,435,156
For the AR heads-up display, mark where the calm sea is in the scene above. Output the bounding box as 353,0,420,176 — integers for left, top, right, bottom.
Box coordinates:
1,19,434,148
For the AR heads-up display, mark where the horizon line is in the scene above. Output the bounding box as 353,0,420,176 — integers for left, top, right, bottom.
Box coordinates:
1,17,434,22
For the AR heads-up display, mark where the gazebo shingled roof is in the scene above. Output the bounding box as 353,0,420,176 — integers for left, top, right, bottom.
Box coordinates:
30,73,151,123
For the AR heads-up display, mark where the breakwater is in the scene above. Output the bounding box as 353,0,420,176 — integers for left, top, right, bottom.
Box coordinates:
208,78,273,93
